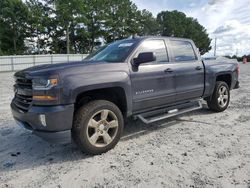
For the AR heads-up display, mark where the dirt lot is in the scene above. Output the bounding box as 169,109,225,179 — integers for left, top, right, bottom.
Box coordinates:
0,63,250,188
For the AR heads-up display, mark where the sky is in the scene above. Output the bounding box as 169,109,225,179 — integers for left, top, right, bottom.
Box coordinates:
132,0,250,56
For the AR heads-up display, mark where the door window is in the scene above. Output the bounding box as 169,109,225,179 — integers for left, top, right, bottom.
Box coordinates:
170,40,197,62
136,40,169,63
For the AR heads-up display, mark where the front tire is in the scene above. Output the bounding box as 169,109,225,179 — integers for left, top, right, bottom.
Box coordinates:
72,100,124,154
207,81,230,112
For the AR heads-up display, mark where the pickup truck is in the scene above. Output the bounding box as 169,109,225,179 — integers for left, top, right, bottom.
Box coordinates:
11,36,239,154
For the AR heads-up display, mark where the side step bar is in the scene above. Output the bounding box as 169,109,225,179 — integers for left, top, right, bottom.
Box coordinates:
136,100,203,124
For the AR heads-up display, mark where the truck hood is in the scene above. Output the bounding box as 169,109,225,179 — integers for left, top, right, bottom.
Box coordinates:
15,61,90,75
14,60,128,78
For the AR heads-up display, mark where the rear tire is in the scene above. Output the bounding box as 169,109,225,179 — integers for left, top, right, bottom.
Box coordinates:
72,100,124,154
207,81,230,112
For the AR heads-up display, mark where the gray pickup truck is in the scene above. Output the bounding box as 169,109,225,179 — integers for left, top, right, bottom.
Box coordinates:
11,36,239,154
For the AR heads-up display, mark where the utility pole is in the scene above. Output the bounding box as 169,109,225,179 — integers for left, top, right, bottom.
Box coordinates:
66,25,70,54
214,38,217,57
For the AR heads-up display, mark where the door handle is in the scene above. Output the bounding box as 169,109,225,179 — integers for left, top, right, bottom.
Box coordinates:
195,66,203,70
164,68,173,73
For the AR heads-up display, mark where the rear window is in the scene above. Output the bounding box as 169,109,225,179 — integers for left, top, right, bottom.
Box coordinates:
170,40,197,62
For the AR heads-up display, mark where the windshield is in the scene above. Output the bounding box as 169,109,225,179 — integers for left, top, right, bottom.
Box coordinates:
85,40,138,62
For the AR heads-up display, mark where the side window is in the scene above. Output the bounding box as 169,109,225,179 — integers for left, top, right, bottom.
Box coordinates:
137,40,169,63
170,40,197,62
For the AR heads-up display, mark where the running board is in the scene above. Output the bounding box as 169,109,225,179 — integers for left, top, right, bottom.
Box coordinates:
136,100,203,124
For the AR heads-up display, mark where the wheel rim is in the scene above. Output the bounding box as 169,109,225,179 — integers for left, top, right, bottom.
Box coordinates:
86,109,119,148
217,85,229,108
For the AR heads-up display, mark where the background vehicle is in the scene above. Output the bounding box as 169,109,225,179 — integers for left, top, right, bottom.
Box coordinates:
11,37,239,154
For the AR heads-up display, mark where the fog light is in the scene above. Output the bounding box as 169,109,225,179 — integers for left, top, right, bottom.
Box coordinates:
39,114,47,127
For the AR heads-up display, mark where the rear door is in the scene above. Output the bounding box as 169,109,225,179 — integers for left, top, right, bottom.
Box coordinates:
130,39,176,112
167,39,204,102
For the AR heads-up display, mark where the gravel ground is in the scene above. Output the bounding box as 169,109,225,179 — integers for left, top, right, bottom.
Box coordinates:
0,63,250,188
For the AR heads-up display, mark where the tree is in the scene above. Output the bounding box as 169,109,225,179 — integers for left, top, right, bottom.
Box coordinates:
0,0,29,55
0,18,13,55
80,0,108,52
157,10,211,54
137,9,160,36
26,0,52,54
0,1,213,55
53,0,86,53
103,0,142,43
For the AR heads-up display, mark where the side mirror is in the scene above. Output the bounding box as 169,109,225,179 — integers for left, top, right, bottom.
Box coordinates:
133,52,156,66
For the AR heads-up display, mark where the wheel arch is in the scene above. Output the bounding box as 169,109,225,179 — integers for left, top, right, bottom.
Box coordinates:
216,73,232,89
74,86,129,116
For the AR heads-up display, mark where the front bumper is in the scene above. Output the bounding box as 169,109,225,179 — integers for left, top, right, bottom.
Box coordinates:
11,102,74,143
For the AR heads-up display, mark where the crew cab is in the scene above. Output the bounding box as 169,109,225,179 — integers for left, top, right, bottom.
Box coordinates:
11,36,239,154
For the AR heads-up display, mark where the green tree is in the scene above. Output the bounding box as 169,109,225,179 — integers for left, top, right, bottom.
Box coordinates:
103,0,141,43
0,18,13,55
0,0,213,56
157,10,211,54
80,0,108,52
0,0,29,55
53,0,86,53
26,0,52,54
137,9,160,36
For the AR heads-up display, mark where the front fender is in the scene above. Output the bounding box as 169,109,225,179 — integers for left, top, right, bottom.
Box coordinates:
63,71,133,116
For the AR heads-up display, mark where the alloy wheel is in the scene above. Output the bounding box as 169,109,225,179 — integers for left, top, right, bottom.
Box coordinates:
86,109,119,147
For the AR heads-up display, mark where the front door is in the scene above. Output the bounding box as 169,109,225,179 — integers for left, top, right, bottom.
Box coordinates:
130,39,176,112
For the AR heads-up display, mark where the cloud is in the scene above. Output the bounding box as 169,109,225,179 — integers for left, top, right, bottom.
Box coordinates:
213,25,234,34
190,0,250,56
211,20,250,56
189,0,235,32
189,3,196,7
213,20,238,34
132,0,250,56
208,0,226,5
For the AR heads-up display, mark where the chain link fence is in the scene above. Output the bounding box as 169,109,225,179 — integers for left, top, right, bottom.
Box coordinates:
0,54,88,72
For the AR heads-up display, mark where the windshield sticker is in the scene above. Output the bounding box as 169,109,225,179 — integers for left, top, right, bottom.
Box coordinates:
118,43,134,48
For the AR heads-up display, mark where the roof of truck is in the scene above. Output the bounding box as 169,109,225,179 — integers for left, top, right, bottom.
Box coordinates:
130,35,193,42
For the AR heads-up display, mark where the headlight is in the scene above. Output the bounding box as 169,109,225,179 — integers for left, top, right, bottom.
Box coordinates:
32,78,58,90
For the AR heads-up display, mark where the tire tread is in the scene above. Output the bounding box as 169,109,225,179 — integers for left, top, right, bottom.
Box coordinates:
72,100,123,154
207,81,230,112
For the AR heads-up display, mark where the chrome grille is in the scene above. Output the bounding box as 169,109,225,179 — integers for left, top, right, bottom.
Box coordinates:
13,77,33,112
